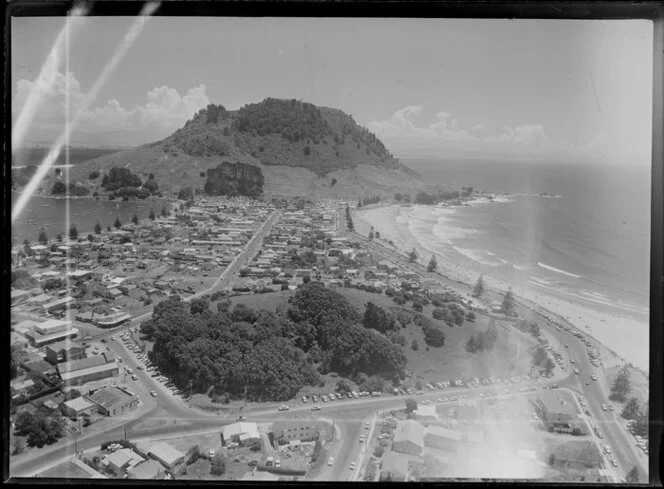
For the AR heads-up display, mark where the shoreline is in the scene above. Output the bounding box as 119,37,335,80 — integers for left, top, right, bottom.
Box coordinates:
354,203,649,375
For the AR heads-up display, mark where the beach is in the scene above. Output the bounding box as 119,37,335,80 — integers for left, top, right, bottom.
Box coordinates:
354,203,650,373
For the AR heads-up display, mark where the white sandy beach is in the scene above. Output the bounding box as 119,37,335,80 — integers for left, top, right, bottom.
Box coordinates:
354,204,650,373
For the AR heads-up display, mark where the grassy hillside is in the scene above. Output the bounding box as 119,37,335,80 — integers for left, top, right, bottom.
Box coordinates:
65,98,435,199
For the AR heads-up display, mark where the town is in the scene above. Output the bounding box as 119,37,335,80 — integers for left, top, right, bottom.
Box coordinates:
10,195,649,482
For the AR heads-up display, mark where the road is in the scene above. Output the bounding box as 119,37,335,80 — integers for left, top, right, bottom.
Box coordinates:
90,209,283,342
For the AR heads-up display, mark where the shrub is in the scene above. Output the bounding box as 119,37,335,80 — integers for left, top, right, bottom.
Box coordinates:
89,171,100,179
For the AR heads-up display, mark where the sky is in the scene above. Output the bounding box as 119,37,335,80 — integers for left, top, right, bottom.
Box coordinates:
11,15,654,166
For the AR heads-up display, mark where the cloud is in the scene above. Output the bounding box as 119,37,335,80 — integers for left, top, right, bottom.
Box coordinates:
367,106,605,160
367,106,475,144
12,70,209,145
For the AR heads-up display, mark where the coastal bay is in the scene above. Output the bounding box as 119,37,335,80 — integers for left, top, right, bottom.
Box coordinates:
354,202,650,372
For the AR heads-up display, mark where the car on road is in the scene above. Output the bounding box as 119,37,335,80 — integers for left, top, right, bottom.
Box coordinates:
359,435,365,443
136,365,143,370
278,405,290,411
311,405,321,411
585,380,591,386
349,462,356,471
328,457,334,466
150,391,157,397
591,374,597,381
574,368,580,374
364,422,371,429
416,390,424,395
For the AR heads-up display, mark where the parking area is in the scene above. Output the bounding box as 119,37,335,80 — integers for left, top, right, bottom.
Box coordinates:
113,329,187,400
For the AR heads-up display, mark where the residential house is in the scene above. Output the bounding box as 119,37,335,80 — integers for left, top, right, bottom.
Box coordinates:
127,460,164,480
147,442,185,471
221,422,260,447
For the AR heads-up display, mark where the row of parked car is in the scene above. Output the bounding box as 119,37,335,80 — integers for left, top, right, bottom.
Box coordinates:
114,330,184,399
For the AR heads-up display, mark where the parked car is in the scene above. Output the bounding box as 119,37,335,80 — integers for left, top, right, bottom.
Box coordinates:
301,396,309,403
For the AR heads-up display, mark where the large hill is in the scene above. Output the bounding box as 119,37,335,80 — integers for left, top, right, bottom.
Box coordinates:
67,98,437,199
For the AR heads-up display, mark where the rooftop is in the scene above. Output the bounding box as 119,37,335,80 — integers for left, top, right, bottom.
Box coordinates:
86,386,134,410
148,442,185,465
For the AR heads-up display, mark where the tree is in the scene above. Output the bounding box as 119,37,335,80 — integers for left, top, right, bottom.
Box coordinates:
625,466,640,483
186,445,203,465
632,404,648,437
411,338,419,351
51,180,67,194
423,326,445,347
465,335,479,354
405,398,418,414
368,228,374,241
107,226,111,232
473,275,484,297
345,205,354,231
427,255,437,272
37,228,48,244
532,345,548,367
11,436,25,456
501,288,515,316
621,397,641,420
210,453,227,475
336,379,352,394
132,214,139,225
408,248,418,263
69,223,79,240
161,206,168,217
363,302,396,333
149,208,156,220
94,222,102,234
56,233,63,242
609,367,631,403
542,357,555,376
114,216,122,229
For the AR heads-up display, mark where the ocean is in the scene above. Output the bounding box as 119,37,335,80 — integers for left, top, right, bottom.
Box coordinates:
400,158,651,315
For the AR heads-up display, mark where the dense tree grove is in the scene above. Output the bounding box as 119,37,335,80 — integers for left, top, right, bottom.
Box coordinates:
234,98,329,143
101,167,142,191
204,162,264,198
141,283,407,402
13,411,65,448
